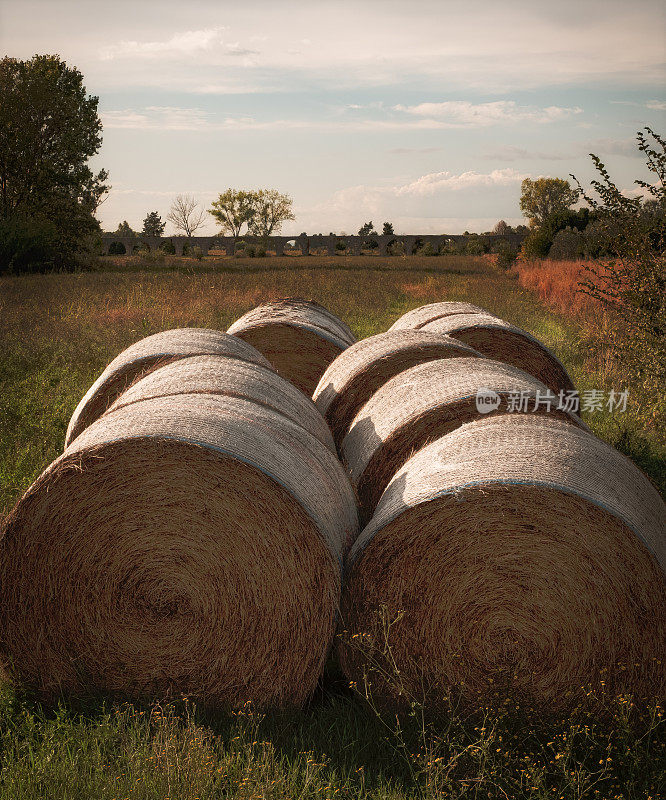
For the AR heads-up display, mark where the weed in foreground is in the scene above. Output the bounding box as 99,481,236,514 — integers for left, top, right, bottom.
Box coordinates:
339,607,666,799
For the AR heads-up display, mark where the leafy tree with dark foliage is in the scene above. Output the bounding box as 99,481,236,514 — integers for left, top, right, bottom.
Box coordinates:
0,54,109,273
358,221,376,236
519,177,579,227
142,211,166,237
114,221,137,238
521,208,593,259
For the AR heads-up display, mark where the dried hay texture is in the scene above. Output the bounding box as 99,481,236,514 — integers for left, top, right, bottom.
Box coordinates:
312,330,481,450
0,393,358,709
421,313,575,395
227,298,356,395
65,328,270,448
105,354,335,453
341,357,585,526
340,414,666,710
389,301,489,331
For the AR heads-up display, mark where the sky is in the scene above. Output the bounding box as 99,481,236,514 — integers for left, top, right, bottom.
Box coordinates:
1,0,665,235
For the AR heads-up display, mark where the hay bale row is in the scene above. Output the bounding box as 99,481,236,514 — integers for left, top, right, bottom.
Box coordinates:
1,335,359,709
65,328,270,448
313,330,480,449
339,413,666,709
106,354,335,453
389,304,575,396
388,301,488,331
227,299,356,395
340,357,585,526
420,313,574,396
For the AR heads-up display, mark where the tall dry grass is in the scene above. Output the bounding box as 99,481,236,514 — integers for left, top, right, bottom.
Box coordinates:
511,259,603,321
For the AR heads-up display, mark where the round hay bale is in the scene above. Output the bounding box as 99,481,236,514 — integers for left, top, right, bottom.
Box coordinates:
421,313,575,395
312,330,481,450
65,328,271,448
0,393,358,709
340,414,666,710
341,357,585,525
389,301,489,331
227,299,356,395
106,354,335,453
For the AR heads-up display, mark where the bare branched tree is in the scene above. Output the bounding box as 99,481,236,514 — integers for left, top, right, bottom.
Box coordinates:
167,194,207,237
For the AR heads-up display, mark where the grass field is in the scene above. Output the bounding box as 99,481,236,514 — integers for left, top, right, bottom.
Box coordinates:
0,254,664,798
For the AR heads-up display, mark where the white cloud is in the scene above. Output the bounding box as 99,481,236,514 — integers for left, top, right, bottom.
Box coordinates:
100,27,228,60
79,3,665,94
395,101,583,127
225,42,260,57
291,169,531,234
610,99,666,110
395,169,528,196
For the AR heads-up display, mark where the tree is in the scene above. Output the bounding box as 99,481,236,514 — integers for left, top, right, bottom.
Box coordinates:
114,221,137,238
248,189,295,238
519,177,579,228
0,54,109,271
167,194,207,237
209,189,257,240
382,222,394,236
142,211,165,237
358,221,376,236
521,208,592,259
492,220,510,235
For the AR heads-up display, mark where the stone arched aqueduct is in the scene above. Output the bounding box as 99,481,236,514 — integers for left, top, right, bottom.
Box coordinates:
101,232,525,257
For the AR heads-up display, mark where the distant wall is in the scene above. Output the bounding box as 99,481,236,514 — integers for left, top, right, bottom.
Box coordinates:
100,232,526,256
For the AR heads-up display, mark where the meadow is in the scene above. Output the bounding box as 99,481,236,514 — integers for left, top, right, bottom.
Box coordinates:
0,254,663,798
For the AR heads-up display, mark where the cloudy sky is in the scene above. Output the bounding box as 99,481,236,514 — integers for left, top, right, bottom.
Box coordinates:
1,0,665,235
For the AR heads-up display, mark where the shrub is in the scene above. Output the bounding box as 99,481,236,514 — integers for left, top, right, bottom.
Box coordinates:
335,240,346,251
582,219,614,258
572,127,666,434
418,242,437,256
465,238,486,255
108,241,126,255
495,240,519,269
0,216,60,274
137,249,165,267
159,240,176,255
387,240,405,256
548,227,586,260
521,208,592,259
191,245,203,261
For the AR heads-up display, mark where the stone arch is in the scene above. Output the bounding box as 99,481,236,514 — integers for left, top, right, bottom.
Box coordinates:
108,241,126,255
384,237,403,256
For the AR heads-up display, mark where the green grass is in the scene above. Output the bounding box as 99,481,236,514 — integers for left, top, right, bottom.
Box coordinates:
0,255,664,798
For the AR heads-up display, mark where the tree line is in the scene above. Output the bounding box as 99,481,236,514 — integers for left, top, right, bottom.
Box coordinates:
113,188,296,242
1,53,662,281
